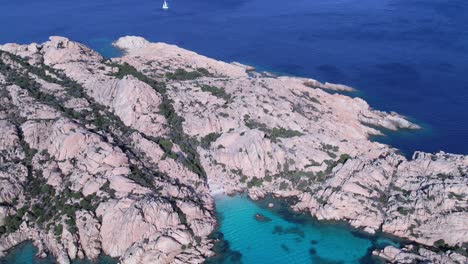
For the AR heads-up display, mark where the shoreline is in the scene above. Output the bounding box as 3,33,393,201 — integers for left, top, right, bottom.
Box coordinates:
1,241,117,264
207,194,402,263
0,36,466,264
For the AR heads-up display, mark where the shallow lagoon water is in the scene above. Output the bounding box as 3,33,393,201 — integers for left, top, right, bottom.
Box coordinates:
2,195,400,264
0,242,116,264
0,0,466,263
207,195,399,264
0,243,55,264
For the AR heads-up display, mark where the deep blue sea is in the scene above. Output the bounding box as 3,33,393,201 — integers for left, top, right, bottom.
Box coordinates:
1,0,467,263
1,0,467,155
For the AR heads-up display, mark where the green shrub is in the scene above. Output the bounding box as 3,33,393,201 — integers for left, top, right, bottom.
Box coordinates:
101,181,116,198
201,85,231,102
433,239,448,249
54,224,63,237
247,177,263,188
65,218,78,233
157,138,175,158
40,184,54,195
279,182,289,190
240,175,248,183
3,206,28,233
397,207,414,216
269,127,304,142
296,180,309,191
196,68,211,76
200,133,221,149
245,119,303,142
79,199,92,211
304,160,321,168
159,138,173,150
31,204,44,218
337,154,351,164
165,68,204,80
128,165,155,188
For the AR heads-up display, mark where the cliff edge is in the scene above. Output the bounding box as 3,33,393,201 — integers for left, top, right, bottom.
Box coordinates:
0,36,465,264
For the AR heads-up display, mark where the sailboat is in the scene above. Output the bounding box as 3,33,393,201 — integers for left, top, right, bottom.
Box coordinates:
162,0,169,10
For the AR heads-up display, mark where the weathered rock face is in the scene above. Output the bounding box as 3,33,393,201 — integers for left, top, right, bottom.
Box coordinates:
111,36,467,261
374,245,468,264
96,196,183,257
113,36,150,52
293,151,404,234
75,210,101,259
294,151,468,248
0,38,216,263
0,36,466,263
383,152,468,247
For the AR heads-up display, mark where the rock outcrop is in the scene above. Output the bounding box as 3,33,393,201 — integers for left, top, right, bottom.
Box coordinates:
0,36,466,263
374,245,468,264
294,151,467,247
0,38,215,264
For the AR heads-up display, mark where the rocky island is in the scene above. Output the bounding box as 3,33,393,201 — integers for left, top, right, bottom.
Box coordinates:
0,36,466,263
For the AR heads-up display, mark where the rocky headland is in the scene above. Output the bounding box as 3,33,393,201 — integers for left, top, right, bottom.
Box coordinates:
0,36,466,263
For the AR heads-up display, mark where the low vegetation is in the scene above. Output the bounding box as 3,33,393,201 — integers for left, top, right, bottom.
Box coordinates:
0,51,207,239
165,68,211,81
200,84,232,102
244,118,304,142
106,61,206,179
200,132,221,149
247,177,264,188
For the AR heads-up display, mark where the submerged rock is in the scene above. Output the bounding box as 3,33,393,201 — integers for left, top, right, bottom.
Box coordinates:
254,213,272,223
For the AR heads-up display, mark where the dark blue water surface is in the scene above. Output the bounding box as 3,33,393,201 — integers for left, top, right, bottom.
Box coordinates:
1,0,467,155
0,1,466,263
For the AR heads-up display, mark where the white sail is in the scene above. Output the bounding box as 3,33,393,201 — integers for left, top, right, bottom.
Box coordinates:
162,0,169,10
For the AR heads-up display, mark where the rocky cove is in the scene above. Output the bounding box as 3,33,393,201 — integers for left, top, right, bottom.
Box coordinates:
0,194,406,264
0,36,466,263
206,194,408,264
0,195,401,264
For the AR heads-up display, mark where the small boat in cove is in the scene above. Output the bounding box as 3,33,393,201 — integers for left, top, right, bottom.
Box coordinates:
162,0,169,10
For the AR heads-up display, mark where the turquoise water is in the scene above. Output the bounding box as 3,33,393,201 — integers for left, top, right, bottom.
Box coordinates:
2,0,465,261
207,195,398,264
0,242,116,264
0,243,55,264
1,196,400,264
